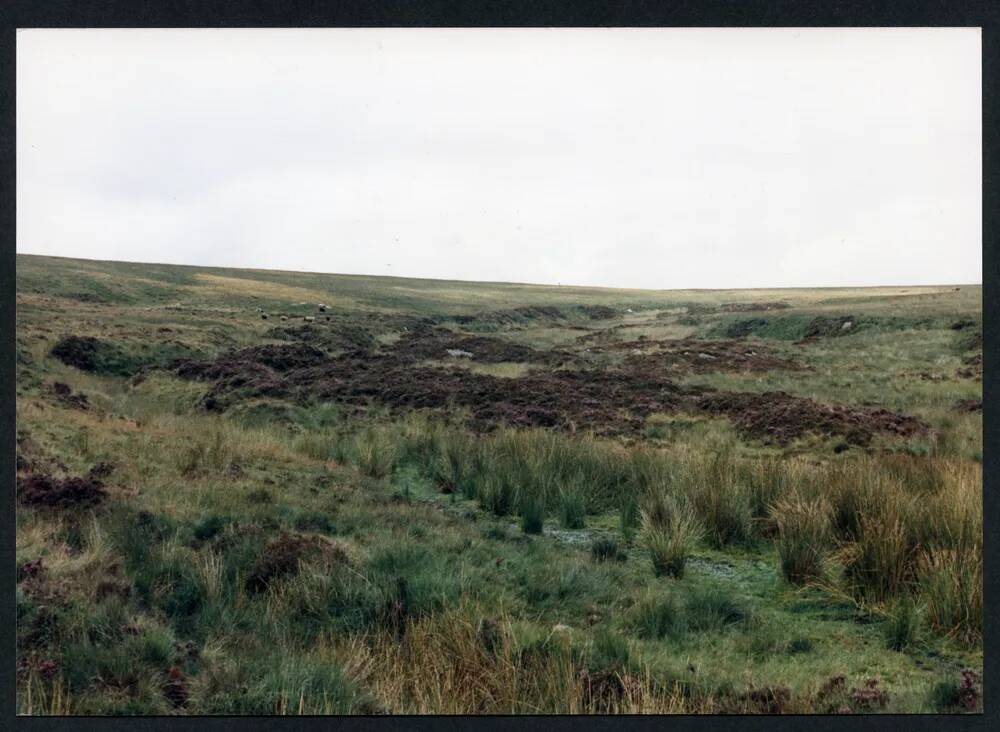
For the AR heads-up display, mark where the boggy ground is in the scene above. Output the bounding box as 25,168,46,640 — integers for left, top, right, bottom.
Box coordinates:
14,254,982,715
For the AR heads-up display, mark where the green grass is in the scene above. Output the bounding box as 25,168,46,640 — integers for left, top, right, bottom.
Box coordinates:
14,254,982,715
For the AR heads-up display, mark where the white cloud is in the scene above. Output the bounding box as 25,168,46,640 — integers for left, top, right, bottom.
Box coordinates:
17,28,981,288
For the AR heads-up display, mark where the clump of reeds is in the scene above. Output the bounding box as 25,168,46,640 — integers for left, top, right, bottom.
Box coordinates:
640,491,702,578
771,495,832,585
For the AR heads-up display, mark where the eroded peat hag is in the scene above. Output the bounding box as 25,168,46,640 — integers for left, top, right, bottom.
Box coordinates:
695,391,927,447
169,340,923,447
172,345,694,434
16,472,108,509
14,254,982,715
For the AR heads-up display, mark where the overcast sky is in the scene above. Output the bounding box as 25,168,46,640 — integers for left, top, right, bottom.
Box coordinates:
17,28,981,289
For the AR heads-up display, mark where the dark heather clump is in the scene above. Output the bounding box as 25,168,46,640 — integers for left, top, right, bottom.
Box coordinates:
49,336,108,371
723,318,770,339
16,432,68,475
17,473,107,508
444,305,567,328
720,302,791,313
800,315,857,340
174,343,327,381
162,667,189,708
173,339,927,445
265,322,377,352
957,352,982,381
954,399,982,413
88,461,116,480
729,685,792,714
17,558,44,583
955,669,981,711
244,533,346,593
49,381,90,410
222,343,329,371
578,669,643,711
695,391,927,447
849,678,890,711
574,305,618,320
49,335,163,377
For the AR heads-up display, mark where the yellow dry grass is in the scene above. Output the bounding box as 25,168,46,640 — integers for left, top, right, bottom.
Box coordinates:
189,274,356,308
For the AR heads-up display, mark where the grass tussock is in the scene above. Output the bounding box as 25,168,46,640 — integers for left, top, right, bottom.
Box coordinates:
882,596,923,651
772,495,832,585
519,494,545,535
355,429,398,479
334,605,690,714
640,492,702,579
557,488,587,530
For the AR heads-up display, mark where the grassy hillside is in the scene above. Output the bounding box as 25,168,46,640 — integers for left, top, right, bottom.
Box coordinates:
15,254,982,714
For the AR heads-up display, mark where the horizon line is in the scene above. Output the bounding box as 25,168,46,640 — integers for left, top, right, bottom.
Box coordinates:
14,251,983,293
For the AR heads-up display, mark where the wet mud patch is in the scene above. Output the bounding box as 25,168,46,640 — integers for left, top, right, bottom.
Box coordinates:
695,391,927,447
17,472,107,509
688,557,737,579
